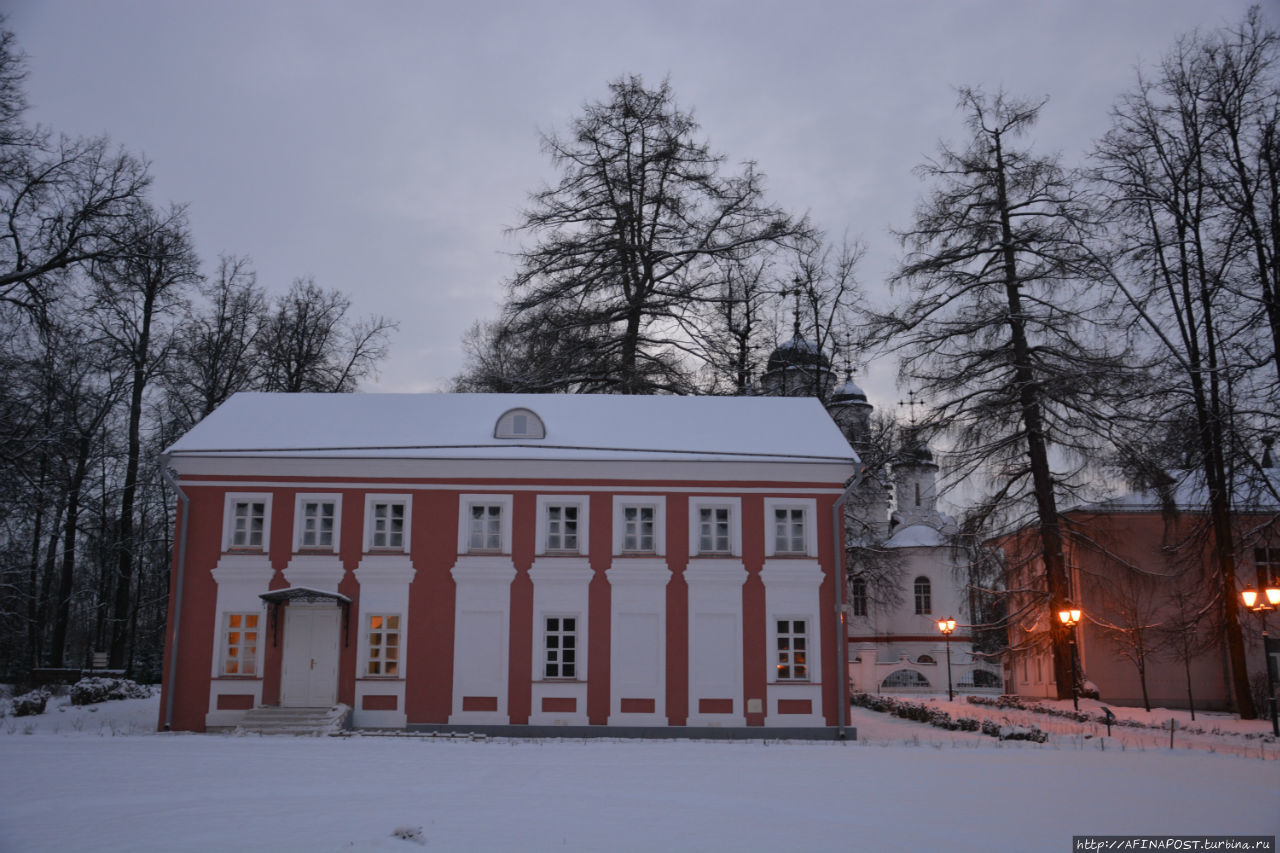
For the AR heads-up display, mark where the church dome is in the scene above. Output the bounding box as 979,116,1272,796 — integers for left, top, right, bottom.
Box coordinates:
830,377,868,405
765,335,831,374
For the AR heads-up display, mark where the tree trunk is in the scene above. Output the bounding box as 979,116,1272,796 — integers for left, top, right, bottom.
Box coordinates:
50,441,89,668
992,127,1074,699
109,286,154,668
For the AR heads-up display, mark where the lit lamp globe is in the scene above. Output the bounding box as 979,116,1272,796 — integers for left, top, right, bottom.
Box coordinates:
1058,606,1082,627
937,618,956,635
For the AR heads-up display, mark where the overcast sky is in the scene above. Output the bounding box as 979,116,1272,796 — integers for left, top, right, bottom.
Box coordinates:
6,0,1271,410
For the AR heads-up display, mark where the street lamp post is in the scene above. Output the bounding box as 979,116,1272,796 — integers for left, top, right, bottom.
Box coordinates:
1241,580,1280,738
937,617,957,702
1058,603,1083,712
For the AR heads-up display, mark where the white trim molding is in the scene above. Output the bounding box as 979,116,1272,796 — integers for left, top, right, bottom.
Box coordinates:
221,492,272,553
762,497,819,558
687,496,743,558
607,558,671,726
291,492,342,553
362,493,413,553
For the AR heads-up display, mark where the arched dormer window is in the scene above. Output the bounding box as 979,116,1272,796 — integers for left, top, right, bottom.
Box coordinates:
913,575,932,615
494,407,545,440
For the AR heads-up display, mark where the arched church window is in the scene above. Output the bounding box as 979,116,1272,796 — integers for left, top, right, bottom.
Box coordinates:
881,669,930,689
850,577,868,617
916,654,935,664
913,576,932,615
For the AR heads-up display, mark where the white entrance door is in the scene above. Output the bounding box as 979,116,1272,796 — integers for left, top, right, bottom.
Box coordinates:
281,606,340,707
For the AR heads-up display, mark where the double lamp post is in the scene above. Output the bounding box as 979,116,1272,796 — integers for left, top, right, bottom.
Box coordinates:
1241,580,1280,738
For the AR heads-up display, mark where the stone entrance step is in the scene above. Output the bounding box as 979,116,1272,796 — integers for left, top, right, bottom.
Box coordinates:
235,704,351,736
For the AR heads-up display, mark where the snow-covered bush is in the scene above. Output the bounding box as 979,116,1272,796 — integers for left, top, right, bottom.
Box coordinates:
12,688,51,716
955,717,980,732
70,677,151,706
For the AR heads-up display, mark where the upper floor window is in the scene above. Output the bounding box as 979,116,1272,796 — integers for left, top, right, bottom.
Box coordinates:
699,507,731,554
546,505,579,553
294,494,341,552
688,497,741,557
763,498,817,558
851,576,868,617
914,576,932,615
613,496,666,556
773,508,806,554
470,504,503,551
535,495,589,556
222,493,272,552
1255,546,1280,587
623,506,654,552
232,502,266,549
494,407,546,439
364,494,411,552
457,494,513,555
775,619,808,681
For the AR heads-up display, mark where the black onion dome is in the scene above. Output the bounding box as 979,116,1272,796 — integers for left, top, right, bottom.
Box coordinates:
830,378,868,405
765,336,831,374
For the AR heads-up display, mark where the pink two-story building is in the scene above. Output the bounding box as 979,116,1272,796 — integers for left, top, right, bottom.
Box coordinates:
157,393,858,733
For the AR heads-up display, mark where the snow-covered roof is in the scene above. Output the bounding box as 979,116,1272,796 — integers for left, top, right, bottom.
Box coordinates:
830,378,868,405
165,392,860,466
1069,468,1280,514
885,523,949,549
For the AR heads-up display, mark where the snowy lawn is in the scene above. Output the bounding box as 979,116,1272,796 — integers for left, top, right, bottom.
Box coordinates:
0,695,1277,852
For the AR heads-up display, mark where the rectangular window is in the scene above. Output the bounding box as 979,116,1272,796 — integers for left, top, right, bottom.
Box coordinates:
543,616,577,679
773,508,807,554
698,507,731,554
545,505,579,553
222,612,260,676
231,502,266,549
370,502,406,550
622,506,655,552
1255,547,1280,587
469,504,503,551
300,501,336,549
775,619,807,681
366,614,401,677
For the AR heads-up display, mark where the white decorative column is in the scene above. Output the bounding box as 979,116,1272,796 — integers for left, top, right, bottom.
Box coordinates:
528,558,594,725
206,554,275,728
352,554,416,728
760,559,825,726
448,556,516,724
685,559,747,726
607,559,671,726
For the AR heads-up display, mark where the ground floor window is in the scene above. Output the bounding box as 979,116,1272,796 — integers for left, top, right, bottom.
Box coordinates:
366,614,401,676
543,616,577,679
775,619,808,681
222,612,260,675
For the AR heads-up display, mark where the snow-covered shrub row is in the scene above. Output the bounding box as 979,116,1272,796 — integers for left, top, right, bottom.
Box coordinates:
11,688,51,716
69,677,152,706
966,694,1150,728
850,692,1045,742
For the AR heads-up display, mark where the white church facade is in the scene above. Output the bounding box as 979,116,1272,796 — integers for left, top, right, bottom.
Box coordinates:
759,333,999,696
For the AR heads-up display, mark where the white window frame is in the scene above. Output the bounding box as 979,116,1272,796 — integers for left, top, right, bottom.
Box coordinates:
612,496,666,556
772,617,810,683
363,493,412,553
364,612,403,677
541,613,581,680
221,493,272,552
688,497,741,557
220,611,262,676
293,493,342,553
763,498,818,557
535,495,590,556
457,494,514,555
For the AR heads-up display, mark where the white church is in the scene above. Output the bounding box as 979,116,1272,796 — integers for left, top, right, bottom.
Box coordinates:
757,333,1001,696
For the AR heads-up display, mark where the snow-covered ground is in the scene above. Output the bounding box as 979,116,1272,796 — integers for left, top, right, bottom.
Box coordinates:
1,693,1277,852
